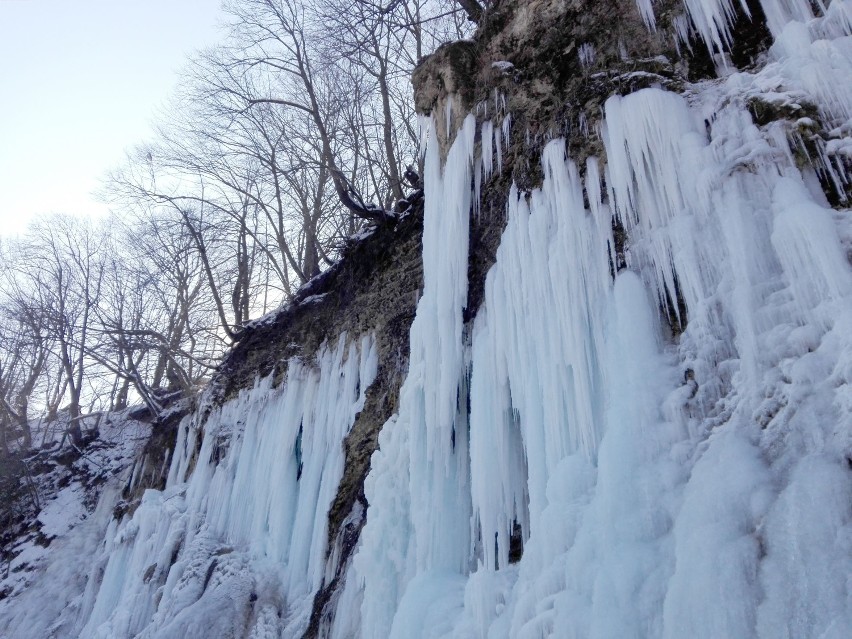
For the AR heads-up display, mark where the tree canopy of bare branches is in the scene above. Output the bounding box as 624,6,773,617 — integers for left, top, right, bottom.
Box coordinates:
0,0,475,453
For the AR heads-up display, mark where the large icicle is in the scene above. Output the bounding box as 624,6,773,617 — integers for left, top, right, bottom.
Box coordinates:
468,140,613,572
355,115,476,639
76,334,377,638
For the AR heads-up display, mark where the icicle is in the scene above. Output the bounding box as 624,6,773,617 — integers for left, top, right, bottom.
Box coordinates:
603,88,708,326
681,0,749,53
502,115,512,153
770,19,852,128
586,156,616,273
446,95,455,141
771,176,852,320
672,13,694,55
495,123,503,175
419,114,431,161
356,115,476,639
469,309,529,572
476,120,495,215
760,0,817,37
815,0,852,38
466,140,614,583
482,120,494,184
578,42,597,68
78,335,377,638
634,0,657,30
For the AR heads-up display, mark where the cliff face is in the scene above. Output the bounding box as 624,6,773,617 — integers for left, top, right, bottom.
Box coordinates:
217,210,426,636
411,0,781,323
4,1,852,637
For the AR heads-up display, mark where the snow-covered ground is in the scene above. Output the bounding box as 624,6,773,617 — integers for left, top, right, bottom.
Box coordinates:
0,414,151,638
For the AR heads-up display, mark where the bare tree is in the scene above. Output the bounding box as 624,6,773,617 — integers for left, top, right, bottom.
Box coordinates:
454,0,484,22
112,212,225,394
215,0,392,220
0,0,485,451
0,308,50,451
3,218,106,446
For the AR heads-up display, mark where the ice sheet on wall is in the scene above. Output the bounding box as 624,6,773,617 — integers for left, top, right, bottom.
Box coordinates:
350,3,852,636
76,333,377,639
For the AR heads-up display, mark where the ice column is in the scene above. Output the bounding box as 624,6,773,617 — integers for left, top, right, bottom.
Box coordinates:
356,115,476,639
468,140,614,570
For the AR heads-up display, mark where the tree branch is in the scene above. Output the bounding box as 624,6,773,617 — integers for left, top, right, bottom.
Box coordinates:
455,0,484,22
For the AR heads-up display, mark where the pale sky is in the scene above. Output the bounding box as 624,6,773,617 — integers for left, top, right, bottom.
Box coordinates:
0,0,225,236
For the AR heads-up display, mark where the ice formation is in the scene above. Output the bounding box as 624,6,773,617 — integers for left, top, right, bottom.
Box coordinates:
345,4,852,638
3,2,852,638
3,334,378,638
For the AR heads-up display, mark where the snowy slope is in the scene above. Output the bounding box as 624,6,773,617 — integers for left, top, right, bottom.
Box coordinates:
0,415,151,639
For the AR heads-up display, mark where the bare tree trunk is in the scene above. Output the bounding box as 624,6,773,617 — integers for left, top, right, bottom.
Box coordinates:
376,54,404,203
113,377,130,411
455,0,484,22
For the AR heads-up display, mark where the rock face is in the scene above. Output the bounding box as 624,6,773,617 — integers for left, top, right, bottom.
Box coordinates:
4,1,852,637
411,0,779,323
176,208,427,638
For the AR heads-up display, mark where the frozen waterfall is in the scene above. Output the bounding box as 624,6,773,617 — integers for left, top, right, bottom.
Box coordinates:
3,1,852,638
348,4,852,638
76,334,377,638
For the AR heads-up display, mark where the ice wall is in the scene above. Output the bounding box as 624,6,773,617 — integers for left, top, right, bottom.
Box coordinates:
74,333,377,638
352,115,476,639
347,3,852,637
